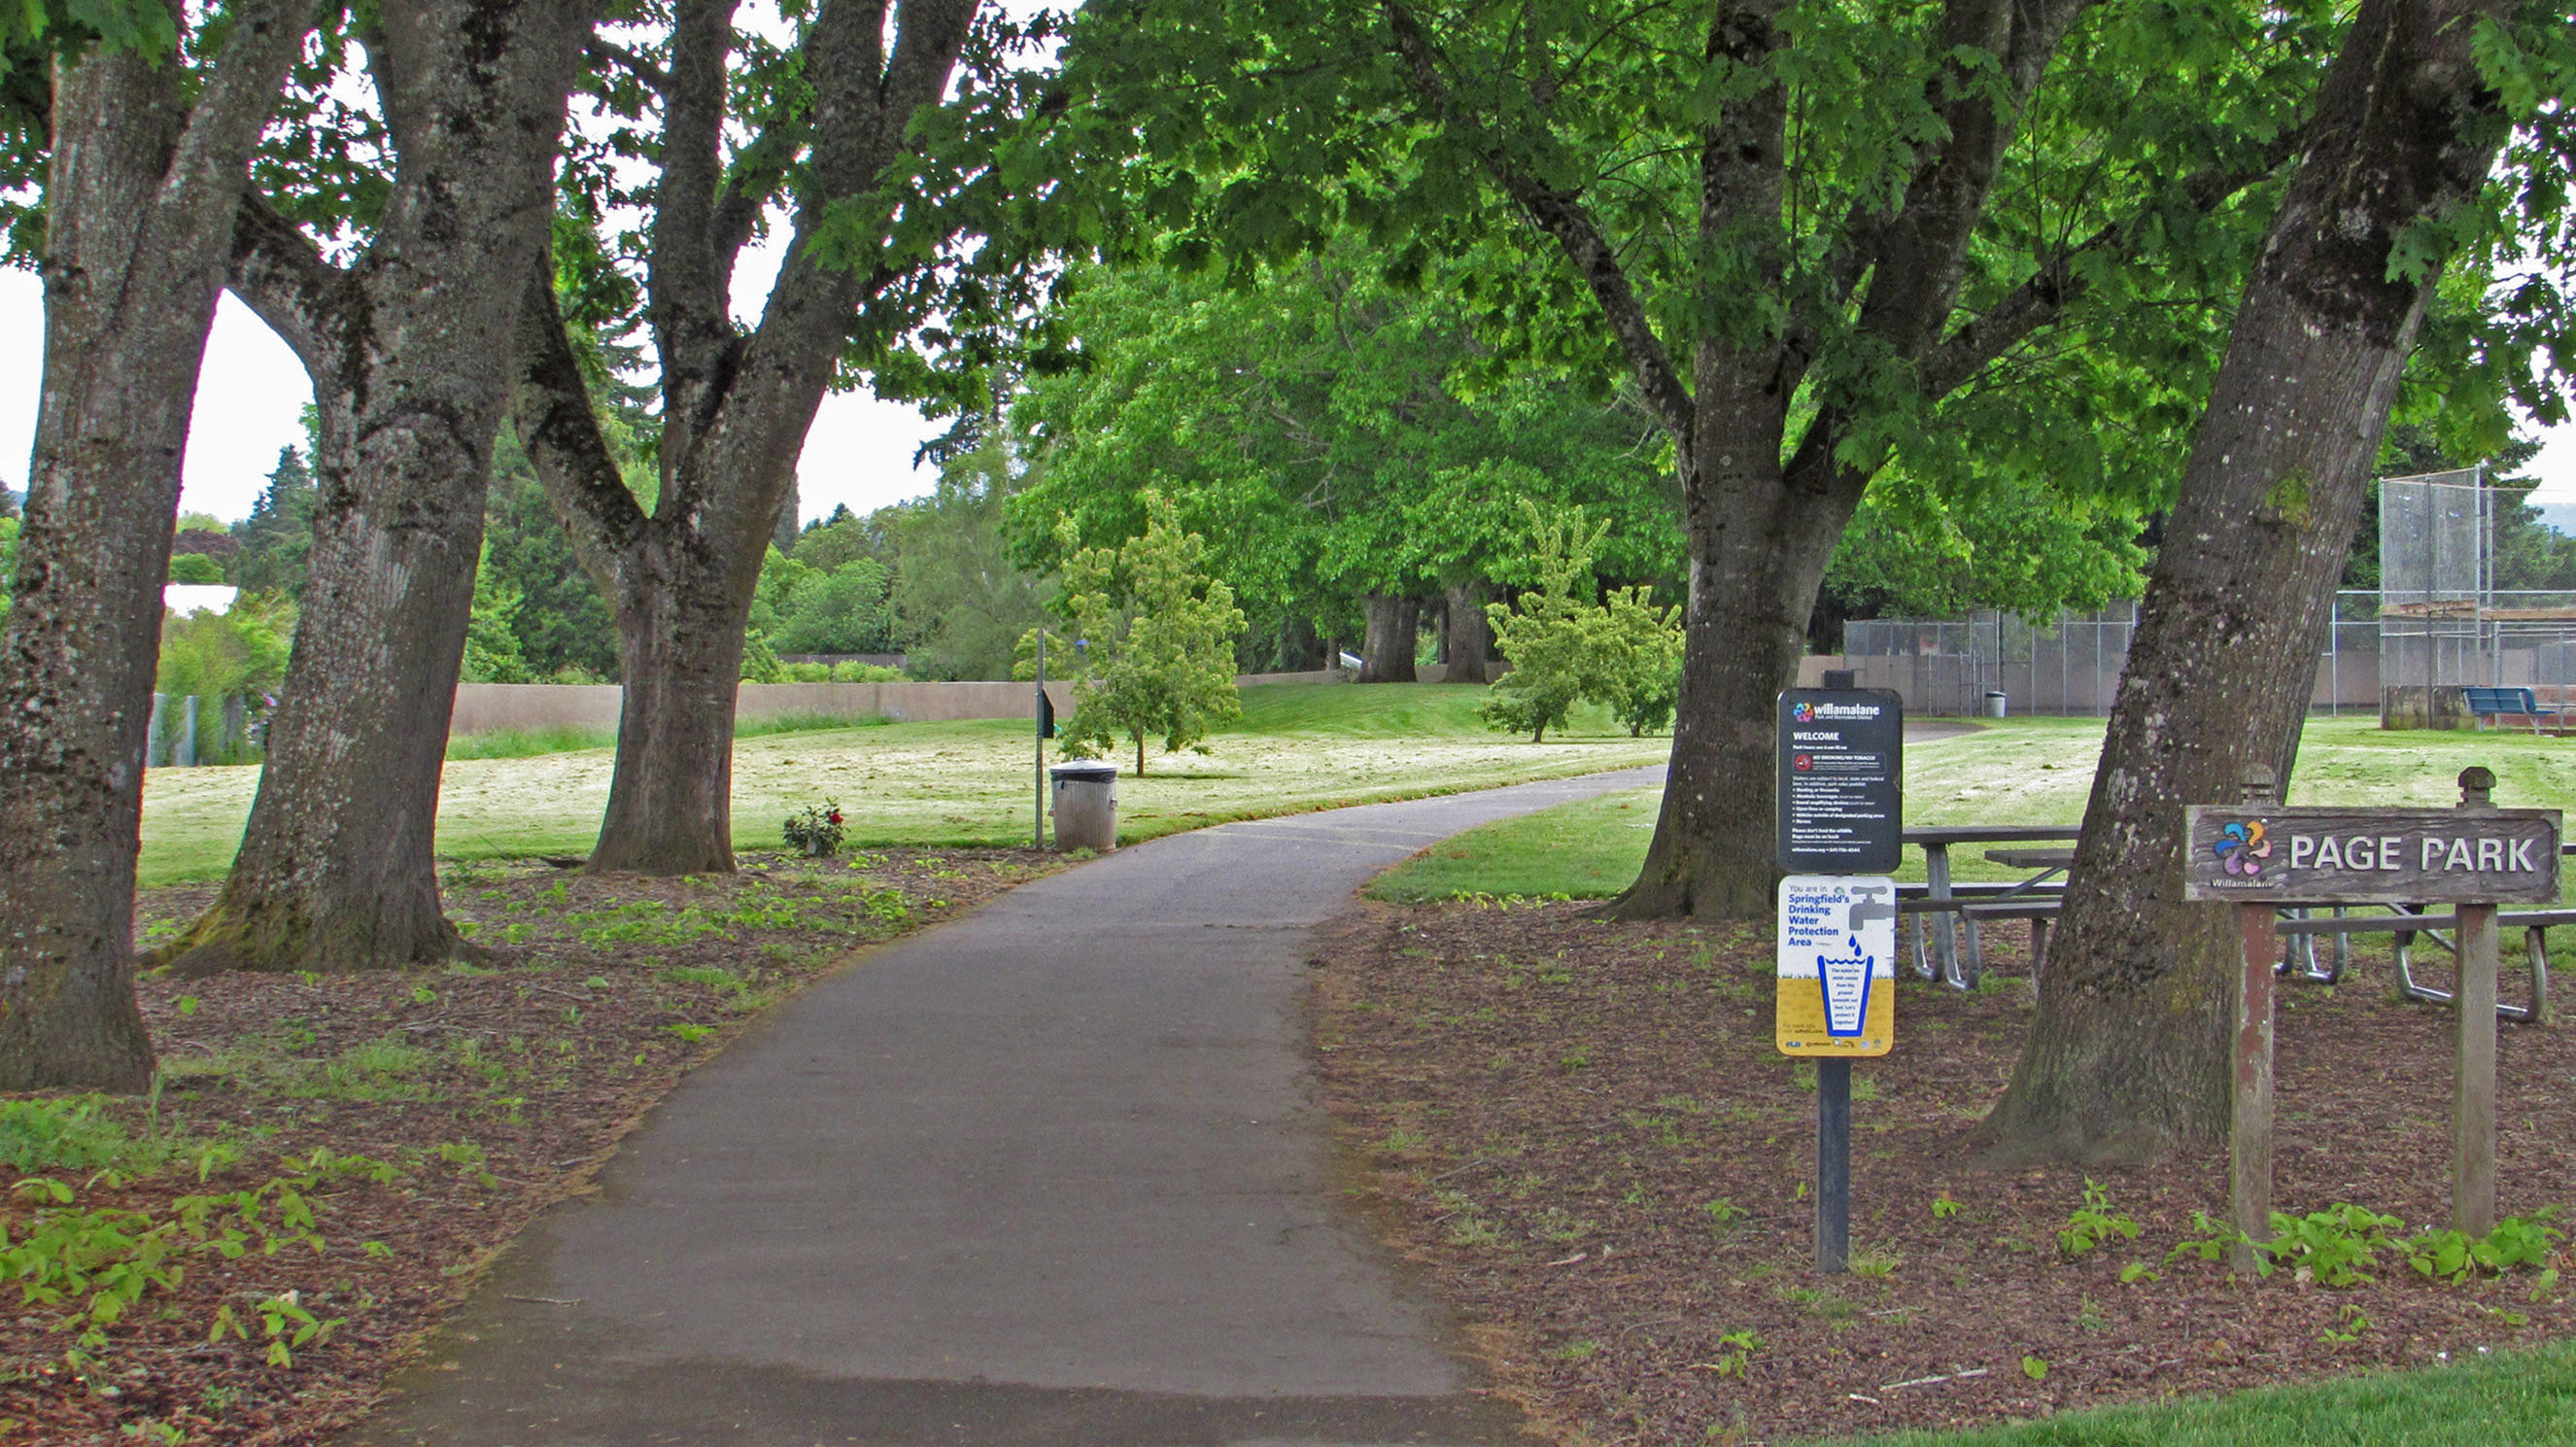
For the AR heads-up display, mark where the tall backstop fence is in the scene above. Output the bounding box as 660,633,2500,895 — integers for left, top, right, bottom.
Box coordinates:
1837,600,2390,718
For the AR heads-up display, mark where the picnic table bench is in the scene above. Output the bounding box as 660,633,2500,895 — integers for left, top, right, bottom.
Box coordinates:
1901,825,2080,989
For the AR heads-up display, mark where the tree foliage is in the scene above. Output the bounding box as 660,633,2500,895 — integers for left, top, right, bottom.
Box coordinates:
1010,250,1682,642
156,597,292,703
1048,492,1248,775
890,437,1054,680
229,447,316,598
747,547,904,660
1047,0,2373,917
1479,503,1683,741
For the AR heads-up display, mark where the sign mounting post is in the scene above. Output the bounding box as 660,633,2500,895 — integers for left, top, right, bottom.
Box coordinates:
1776,688,1902,1274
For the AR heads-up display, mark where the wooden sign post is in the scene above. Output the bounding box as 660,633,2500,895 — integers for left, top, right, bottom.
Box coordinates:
2228,771,2280,1272
2183,767,2558,1255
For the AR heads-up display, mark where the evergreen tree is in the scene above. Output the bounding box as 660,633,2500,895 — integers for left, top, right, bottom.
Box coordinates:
482,457,620,680
231,447,317,596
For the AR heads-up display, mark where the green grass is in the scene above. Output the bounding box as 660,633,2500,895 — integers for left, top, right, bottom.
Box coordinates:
1803,1338,2576,1446
444,709,894,761
1366,715,2576,902
1366,784,1664,901
138,683,1670,886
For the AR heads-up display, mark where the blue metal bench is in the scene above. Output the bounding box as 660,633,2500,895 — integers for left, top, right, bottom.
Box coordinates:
2463,686,2560,734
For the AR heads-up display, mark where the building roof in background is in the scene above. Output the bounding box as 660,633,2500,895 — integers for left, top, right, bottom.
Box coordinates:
164,584,237,616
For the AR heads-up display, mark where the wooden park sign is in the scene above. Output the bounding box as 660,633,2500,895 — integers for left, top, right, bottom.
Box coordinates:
2186,769,2561,1265
2181,803,2559,905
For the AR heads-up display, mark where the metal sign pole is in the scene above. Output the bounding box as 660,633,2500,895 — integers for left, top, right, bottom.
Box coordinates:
1816,1057,1851,1273
1034,630,1047,850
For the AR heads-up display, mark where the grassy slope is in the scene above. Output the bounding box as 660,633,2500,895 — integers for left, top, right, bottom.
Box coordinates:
136,683,1671,887
1369,716,2576,901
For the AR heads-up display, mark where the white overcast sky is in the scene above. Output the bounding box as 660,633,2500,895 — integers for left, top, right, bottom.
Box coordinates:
2,259,2572,522
0,235,946,525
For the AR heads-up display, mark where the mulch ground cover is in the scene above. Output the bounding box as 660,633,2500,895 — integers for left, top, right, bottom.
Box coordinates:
0,847,1054,1446
1311,901,2576,1446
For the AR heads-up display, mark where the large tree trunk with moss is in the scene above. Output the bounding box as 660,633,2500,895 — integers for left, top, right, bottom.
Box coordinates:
1977,0,2513,1162
1357,593,1419,682
513,0,979,876
0,6,303,1087
1441,581,1493,683
158,0,586,975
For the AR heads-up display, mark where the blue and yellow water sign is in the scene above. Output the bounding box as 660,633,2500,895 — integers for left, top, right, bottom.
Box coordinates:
1775,876,1896,1056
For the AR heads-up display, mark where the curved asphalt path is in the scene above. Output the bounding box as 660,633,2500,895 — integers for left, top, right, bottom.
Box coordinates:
339,765,1666,1447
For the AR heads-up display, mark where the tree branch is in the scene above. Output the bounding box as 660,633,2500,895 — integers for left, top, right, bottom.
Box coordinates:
511,256,650,591
225,192,349,377
1382,0,1696,456
650,0,748,492
1918,138,2300,397
586,36,670,92
161,0,311,283
1853,0,2096,361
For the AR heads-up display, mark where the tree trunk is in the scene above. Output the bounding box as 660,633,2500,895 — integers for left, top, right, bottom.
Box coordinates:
589,565,750,874
1357,593,1419,682
159,0,586,974
1607,330,1869,919
1442,581,1493,683
0,5,304,1087
1978,0,2513,1163
513,0,981,877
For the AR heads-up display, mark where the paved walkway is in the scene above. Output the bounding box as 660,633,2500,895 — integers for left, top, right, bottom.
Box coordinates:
340,766,1666,1447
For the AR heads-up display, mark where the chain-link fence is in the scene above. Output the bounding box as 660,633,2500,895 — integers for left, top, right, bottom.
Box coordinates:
1834,471,2576,717
2377,468,2576,702
1839,598,2390,717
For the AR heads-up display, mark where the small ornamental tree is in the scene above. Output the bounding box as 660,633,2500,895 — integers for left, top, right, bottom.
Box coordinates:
1053,493,1248,775
1594,586,1685,738
1481,503,1687,741
1479,505,1610,743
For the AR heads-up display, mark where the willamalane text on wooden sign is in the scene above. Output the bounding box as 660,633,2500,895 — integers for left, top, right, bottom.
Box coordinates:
2181,805,2562,905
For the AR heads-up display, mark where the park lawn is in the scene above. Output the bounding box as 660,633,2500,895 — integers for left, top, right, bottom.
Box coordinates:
1368,714,2576,902
135,682,1671,886
1806,1339,2576,1447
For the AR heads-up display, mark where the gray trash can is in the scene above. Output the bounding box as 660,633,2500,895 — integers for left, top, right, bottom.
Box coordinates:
1049,760,1120,852
1984,690,2008,718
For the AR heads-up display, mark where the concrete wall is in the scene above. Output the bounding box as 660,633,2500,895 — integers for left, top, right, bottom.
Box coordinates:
449,670,1356,737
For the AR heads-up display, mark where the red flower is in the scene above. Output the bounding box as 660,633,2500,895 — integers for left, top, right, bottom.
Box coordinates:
827,810,843,825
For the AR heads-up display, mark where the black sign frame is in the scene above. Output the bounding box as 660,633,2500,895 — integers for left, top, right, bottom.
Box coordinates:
1776,688,1905,875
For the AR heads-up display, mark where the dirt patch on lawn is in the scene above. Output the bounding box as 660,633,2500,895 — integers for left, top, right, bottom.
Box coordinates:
0,847,1053,1446
1312,902,2575,1445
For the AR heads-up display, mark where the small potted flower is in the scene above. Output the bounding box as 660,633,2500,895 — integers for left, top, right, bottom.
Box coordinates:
783,798,846,857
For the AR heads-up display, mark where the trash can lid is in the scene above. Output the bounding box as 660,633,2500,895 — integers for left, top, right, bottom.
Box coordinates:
1049,760,1121,780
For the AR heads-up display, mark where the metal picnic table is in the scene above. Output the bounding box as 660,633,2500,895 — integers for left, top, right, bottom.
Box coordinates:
1899,824,2081,988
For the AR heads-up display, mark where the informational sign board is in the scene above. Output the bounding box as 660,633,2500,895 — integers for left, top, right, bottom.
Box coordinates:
2181,805,2561,905
1776,876,1896,1056
1776,690,1904,874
